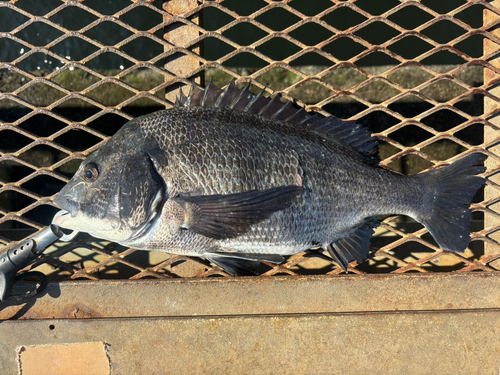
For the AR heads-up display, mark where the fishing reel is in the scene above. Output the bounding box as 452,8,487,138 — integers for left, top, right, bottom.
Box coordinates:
0,211,78,302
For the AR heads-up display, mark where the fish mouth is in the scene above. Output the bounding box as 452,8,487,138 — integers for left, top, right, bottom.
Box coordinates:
53,193,80,218
52,210,71,227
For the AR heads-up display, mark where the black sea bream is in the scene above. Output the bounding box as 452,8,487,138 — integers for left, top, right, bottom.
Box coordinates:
54,81,486,274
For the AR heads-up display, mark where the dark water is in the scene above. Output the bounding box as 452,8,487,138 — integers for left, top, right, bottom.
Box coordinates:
1,0,164,71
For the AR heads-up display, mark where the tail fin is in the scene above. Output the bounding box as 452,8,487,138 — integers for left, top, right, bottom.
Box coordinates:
417,153,486,253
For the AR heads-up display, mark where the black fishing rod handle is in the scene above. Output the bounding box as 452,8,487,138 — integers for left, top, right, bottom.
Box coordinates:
0,239,38,302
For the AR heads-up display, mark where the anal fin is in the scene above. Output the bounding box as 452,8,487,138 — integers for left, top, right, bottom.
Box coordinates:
326,219,379,272
205,252,285,276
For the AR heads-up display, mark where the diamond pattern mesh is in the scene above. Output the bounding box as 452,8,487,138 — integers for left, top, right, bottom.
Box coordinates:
0,0,499,280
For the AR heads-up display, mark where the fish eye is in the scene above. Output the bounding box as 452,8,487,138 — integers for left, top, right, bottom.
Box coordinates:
83,163,99,182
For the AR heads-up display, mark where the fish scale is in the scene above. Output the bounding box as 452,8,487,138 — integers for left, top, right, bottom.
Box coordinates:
54,81,487,275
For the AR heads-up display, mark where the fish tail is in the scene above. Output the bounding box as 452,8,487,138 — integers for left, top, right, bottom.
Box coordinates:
416,153,486,253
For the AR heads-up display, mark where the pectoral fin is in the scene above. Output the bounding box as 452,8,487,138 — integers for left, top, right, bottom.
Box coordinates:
176,185,304,240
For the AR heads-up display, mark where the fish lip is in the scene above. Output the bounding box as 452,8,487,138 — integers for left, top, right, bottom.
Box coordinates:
54,193,80,218
53,210,71,226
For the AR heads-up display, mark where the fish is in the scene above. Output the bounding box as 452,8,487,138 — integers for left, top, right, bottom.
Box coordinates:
53,81,487,275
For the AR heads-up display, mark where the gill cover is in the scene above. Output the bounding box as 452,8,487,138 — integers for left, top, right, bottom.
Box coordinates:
118,153,166,241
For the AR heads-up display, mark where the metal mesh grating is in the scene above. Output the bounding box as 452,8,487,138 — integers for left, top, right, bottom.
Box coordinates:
0,0,499,280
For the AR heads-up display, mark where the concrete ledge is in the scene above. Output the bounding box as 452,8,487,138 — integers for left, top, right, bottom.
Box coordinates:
1,273,499,374
1,309,499,374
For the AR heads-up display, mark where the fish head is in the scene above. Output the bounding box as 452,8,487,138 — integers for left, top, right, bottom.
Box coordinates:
53,139,166,243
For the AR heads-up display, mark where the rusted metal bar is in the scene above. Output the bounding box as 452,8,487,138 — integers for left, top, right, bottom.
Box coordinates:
162,0,204,273
1,272,500,320
163,0,203,105
485,1,500,263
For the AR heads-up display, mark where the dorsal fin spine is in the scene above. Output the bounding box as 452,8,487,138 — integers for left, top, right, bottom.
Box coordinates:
230,82,252,110
215,81,232,108
187,85,195,107
258,94,281,116
298,116,312,126
202,79,219,107
244,89,265,112
273,101,293,118
201,83,210,107
177,88,187,106
285,107,310,123
175,79,378,161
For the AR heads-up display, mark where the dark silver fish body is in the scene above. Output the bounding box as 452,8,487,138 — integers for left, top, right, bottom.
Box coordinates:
54,82,486,274
124,108,415,250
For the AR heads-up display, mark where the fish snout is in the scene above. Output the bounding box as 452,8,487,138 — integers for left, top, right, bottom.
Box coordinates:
53,193,81,218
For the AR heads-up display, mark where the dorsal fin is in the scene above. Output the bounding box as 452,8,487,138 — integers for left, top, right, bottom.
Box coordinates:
176,80,378,161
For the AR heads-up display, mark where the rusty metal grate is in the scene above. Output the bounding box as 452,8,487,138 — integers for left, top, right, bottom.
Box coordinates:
0,0,499,280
